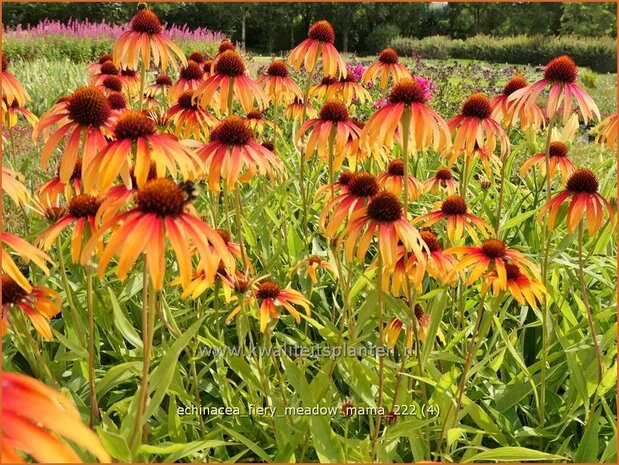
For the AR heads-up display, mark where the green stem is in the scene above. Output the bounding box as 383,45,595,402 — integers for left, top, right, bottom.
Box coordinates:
86,266,100,427
495,123,513,235
56,238,86,348
327,126,337,200
233,188,248,269
371,248,385,461
139,64,146,111
299,69,315,236
226,76,235,116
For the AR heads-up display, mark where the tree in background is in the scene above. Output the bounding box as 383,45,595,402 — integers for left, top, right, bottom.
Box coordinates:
561,3,616,36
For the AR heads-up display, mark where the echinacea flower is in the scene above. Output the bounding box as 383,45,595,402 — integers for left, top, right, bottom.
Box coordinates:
84,110,201,191
314,169,355,203
284,97,317,122
252,280,311,333
81,178,234,290
385,304,441,346
361,78,451,153
193,50,267,114
519,141,576,182
35,86,113,184
334,73,372,104
144,73,173,99
509,55,600,124
309,76,339,101
196,116,283,192
362,48,411,90
490,75,545,130
449,93,510,158
539,168,614,235
87,52,114,77
2,98,38,130
107,91,128,114
2,166,30,207
406,229,459,290
481,262,545,308
98,75,124,94
188,51,206,64
171,60,205,100
292,255,336,284
1,372,111,463
1,53,29,107
217,39,236,55
119,68,140,95
1,274,60,341
376,159,423,199
166,91,217,141
595,112,617,150
256,60,303,105
288,20,347,78
244,110,272,134
446,238,540,289
2,232,52,292
90,60,119,88
424,167,459,195
411,195,493,243
339,191,426,269
37,159,83,207
113,8,186,71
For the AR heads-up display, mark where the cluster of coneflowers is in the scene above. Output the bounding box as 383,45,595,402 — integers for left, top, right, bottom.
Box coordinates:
1,4,617,461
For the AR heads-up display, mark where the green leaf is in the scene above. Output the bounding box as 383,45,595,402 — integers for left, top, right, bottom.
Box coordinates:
97,429,131,462
96,362,141,397
463,447,566,462
108,288,142,348
574,407,601,462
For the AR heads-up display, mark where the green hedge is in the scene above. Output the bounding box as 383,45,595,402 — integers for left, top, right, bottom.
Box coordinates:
391,35,617,73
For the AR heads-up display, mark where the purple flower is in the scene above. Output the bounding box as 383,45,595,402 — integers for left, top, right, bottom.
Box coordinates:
414,75,436,101
345,63,366,82
373,97,389,109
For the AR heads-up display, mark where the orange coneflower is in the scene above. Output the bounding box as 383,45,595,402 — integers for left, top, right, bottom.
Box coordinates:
362,48,411,90
144,73,173,99
1,372,111,463
217,39,236,55
292,255,336,284
482,262,545,308
120,67,141,95
447,141,502,181
256,60,303,105
424,167,459,196
284,97,317,122
84,110,201,191
97,75,124,95
315,169,355,203
339,191,426,269
385,305,442,346
37,159,83,207
490,75,545,130
107,91,129,115
188,51,206,64
509,55,600,124
1,53,29,106
361,78,451,153
336,73,372,104
449,93,510,158
2,98,38,130
411,195,493,243
35,86,114,184
113,8,186,71
2,166,29,207
309,76,339,101
203,59,214,78
90,60,119,88
171,60,205,100
251,280,311,333
595,112,617,150
166,90,217,141
539,168,614,235
377,159,423,200
82,178,233,290
196,116,283,192
446,238,540,289
193,50,267,115
520,141,576,182
1,274,60,341
87,52,113,77
296,99,361,170
404,229,459,291
1,233,52,293
289,20,347,78
244,110,272,135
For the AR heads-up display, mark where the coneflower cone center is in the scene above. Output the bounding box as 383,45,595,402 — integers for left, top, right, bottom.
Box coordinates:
566,169,598,193
549,141,568,158
367,191,402,223
1,274,28,304
505,263,522,280
320,76,338,86
308,20,335,44
340,402,356,416
435,168,452,180
379,48,399,64
137,178,186,217
67,86,111,127
121,68,137,77
108,92,127,110
544,55,577,83
420,230,442,252
502,76,528,96
178,91,197,110
387,160,405,176
100,61,119,75
246,110,262,120
210,117,252,145
219,40,236,54
180,61,204,80
214,51,245,76
204,61,213,73
189,51,206,63
319,100,349,122
461,93,492,119
338,170,354,185
389,78,428,105
115,111,156,139
441,196,467,215
131,9,163,35
256,281,281,299
156,74,173,86
1,54,7,72
98,53,113,64
261,141,275,151
414,304,424,321
267,61,289,78
68,194,101,218
216,228,231,244
348,173,379,197
58,159,83,181
103,76,123,92
351,118,365,130
481,239,507,258
308,256,323,266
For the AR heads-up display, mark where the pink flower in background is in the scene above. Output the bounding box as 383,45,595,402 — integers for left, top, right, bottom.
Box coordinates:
373,97,388,109
414,75,436,101
345,63,366,82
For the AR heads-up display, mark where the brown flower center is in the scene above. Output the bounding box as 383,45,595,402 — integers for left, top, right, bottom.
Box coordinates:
131,9,162,35
98,53,113,64
338,170,354,185
189,51,206,63
319,100,349,122
367,191,402,223
107,92,127,110
414,303,424,321
203,61,213,73
441,196,467,215
218,40,236,54
261,141,275,151
340,402,356,417
156,74,173,86
505,263,522,280
1,274,28,305
137,178,187,217
1,54,8,72
256,280,281,299
502,76,528,96
114,110,156,139
308,256,322,266
308,20,335,44
351,118,365,130
461,93,492,119
319,76,338,86
481,239,507,258
216,228,231,244
566,168,598,193
68,194,101,218
177,91,197,109
435,168,452,181
246,110,262,120
267,60,289,78
121,68,137,77
103,76,123,92
348,173,379,198
214,51,246,77
387,159,404,176
549,141,568,158
180,61,204,80
57,159,83,180
99,61,119,75
379,48,399,64
389,78,427,105
210,116,253,146
67,86,111,127
544,55,577,83
420,230,442,252
480,180,492,189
